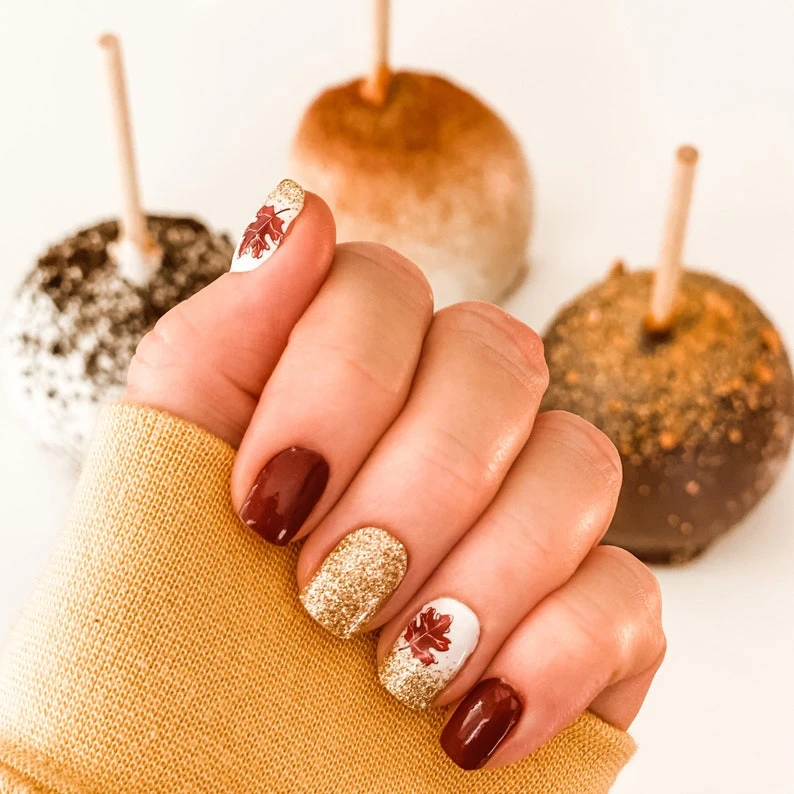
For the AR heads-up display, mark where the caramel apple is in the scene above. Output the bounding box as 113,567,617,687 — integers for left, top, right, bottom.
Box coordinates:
289,0,532,307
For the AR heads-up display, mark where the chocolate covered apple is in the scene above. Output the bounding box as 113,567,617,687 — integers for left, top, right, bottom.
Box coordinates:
542,148,794,562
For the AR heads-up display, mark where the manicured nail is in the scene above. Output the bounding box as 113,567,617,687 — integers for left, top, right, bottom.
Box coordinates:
239,447,329,546
299,527,407,639
440,678,523,770
378,597,480,709
231,178,304,272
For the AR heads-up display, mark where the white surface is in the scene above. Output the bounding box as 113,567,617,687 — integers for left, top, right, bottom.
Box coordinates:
0,1,793,792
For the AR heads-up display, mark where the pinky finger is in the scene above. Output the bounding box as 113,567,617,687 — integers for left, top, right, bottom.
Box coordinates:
440,545,665,771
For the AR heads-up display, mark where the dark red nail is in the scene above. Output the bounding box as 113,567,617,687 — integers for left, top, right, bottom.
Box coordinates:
440,678,523,771
239,447,329,545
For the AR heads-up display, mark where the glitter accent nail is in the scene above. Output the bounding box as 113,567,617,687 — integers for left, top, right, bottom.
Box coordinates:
299,527,407,639
378,597,480,710
231,179,305,272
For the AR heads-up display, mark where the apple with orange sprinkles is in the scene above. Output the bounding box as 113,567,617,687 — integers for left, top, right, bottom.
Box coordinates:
542,147,794,562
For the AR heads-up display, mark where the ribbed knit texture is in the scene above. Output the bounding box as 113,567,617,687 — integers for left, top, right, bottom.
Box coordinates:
0,403,635,793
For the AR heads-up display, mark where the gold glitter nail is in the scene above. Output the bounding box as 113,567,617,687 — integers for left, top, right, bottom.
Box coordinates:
269,178,304,215
299,527,407,639
378,653,459,710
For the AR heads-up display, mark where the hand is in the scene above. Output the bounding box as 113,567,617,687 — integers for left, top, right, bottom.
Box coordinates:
125,181,664,772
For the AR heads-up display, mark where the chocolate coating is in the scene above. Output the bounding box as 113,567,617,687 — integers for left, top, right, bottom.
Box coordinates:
2,216,233,458
542,266,794,563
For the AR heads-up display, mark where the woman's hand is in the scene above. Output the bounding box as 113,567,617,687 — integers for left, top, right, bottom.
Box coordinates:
125,182,664,772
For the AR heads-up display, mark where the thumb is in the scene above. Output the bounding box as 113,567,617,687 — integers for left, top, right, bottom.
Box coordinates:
125,181,336,446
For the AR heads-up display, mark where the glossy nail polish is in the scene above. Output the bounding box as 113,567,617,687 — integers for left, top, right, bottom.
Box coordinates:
378,598,480,709
441,679,523,771
299,527,407,639
230,179,304,272
239,447,329,545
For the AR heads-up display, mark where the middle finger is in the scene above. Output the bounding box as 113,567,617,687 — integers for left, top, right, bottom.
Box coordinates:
297,301,549,638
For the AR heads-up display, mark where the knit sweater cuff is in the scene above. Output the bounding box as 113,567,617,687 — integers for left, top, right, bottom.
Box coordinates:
0,403,636,793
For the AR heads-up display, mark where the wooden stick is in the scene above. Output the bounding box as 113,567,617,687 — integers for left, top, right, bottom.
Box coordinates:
98,33,160,281
360,0,391,106
646,145,699,333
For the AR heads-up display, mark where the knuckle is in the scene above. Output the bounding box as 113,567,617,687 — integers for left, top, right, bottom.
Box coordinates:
596,545,663,623
300,337,406,402
655,627,669,664
435,301,549,392
410,425,492,512
338,242,434,315
557,588,617,662
127,302,197,389
496,509,562,573
572,546,665,677
535,411,623,494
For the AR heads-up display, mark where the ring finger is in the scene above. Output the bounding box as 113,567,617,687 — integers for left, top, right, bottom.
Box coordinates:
376,410,622,710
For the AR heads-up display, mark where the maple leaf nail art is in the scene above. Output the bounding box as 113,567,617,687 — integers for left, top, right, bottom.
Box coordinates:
237,204,287,259
402,607,453,666
231,179,304,272
379,598,480,710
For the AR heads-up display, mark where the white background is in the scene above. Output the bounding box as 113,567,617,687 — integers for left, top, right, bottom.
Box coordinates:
1,2,793,792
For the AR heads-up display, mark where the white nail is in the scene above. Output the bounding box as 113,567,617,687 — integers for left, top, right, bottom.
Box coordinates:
230,179,304,272
378,597,480,709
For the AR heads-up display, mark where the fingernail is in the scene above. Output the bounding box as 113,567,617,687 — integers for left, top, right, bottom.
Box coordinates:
239,447,329,545
299,527,407,639
378,597,480,709
440,679,523,770
231,178,305,272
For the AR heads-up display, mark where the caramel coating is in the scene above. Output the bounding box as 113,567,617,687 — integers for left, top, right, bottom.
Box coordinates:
542,268,794,563
289,71,532,307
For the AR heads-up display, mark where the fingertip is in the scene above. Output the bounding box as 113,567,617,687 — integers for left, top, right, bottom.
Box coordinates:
261,190,336,278
303,191,337,261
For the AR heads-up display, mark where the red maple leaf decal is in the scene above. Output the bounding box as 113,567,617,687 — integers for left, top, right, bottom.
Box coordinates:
237,204,287,259
403,607,454,666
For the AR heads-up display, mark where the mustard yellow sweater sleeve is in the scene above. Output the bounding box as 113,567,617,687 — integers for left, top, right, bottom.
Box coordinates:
0,404,635,794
